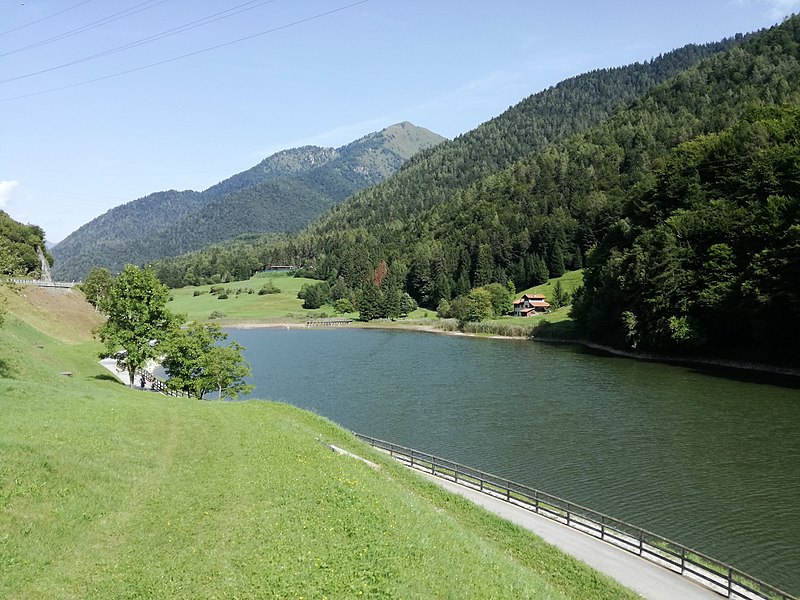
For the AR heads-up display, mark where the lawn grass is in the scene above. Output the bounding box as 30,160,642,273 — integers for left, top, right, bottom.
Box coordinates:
167,272,319,323
0,284,639,599
165,271,587,340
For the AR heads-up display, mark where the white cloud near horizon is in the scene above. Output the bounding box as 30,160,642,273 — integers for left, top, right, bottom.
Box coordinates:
0,180,19,208
737,0,800,19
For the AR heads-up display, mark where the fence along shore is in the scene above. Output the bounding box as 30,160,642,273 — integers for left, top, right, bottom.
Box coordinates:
355,433,797,600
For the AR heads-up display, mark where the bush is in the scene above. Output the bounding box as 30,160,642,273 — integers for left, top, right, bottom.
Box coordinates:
208,310,226,320
258,281,281,295
193,290,205,297
217,293,229,300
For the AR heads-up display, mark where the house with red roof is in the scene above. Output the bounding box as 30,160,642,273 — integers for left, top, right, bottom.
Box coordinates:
512,293,551,316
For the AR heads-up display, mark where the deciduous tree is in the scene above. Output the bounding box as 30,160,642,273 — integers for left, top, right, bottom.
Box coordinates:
82,266,115,310
163,322,253,399
98,265,177,387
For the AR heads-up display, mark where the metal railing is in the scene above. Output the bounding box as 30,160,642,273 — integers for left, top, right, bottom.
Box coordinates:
137,369,187,397
3,278,79,288
354,433,796,600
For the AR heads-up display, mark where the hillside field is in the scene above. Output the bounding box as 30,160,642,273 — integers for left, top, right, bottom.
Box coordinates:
0,284,637,599
166,270,584,337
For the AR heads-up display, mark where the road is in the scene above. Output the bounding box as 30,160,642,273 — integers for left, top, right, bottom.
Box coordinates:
420,472,721,600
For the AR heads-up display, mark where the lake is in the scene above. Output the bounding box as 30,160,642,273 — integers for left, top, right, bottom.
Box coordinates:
227,327,800,595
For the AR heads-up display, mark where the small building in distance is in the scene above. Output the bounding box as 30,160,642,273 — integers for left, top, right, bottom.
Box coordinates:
512,293,551,316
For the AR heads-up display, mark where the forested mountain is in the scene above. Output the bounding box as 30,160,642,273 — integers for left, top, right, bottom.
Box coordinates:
50,122,444,280
154,17,800,363
572,105,800,362
151,30,747,288
0,211,51,278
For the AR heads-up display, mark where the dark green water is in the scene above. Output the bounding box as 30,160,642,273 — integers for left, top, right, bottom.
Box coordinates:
229,327,800,594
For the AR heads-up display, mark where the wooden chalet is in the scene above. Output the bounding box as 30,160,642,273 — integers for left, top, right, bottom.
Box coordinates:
512,293,551,316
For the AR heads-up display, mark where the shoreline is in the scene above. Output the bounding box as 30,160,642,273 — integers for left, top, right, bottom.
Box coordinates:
220,318,800,379
221,319,523,341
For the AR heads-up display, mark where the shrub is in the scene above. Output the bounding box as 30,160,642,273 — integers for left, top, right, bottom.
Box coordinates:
208,310,226,320
258,281,281,295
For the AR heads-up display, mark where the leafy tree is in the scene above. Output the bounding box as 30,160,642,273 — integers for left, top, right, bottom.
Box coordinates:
333,297,354,314
436,298,451,318
483,282,514,316
399,292,418,317
203,342,254,399
0,211,51,277
82,266,115,309
450,287,495,324
98,265,178,387
162,322,253,399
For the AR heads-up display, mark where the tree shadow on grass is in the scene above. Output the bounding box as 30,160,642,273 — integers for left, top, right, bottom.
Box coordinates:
92,373,123,384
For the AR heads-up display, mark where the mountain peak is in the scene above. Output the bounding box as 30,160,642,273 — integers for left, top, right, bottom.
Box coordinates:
50,122,445,280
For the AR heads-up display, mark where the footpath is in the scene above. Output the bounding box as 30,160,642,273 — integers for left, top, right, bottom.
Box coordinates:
421,473,719,600
99,358,157,391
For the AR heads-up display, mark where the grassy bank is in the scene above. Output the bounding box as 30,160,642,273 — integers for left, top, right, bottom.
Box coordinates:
167,270,586,340
0,284,637,598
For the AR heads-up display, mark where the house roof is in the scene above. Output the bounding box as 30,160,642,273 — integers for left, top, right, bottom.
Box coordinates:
514,293,549,304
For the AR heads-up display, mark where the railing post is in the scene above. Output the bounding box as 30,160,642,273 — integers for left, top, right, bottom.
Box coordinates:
727,566,733,598
638,529,644,556
600,515,605,540
681,547,686,574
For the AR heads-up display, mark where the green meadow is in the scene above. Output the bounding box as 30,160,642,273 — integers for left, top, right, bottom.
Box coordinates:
0,284,637,599
167,270,584,339
167,272,318,324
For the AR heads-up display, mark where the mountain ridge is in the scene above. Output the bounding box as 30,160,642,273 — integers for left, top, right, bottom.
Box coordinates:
51,122,444,280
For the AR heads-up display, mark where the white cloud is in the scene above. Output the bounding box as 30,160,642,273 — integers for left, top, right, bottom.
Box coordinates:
0,180,19,208
738,0,800,19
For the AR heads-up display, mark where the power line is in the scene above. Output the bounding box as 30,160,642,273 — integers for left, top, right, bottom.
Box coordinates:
0,0,172,58
0,0,371,103
0,0,96,37
0,0,279,84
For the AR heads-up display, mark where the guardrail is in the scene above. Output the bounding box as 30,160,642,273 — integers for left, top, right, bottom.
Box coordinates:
137,369,187,397
354,433,796,600
4,278,79,288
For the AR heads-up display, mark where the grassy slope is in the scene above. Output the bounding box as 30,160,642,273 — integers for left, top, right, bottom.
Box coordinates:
167,272,324,324
167,271,585,334
0,284,637,599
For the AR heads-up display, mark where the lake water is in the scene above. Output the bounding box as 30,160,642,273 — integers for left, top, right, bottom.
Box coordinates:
227,327,800,594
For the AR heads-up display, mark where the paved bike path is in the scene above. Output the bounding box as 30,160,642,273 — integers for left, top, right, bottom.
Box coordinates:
421,473,719,600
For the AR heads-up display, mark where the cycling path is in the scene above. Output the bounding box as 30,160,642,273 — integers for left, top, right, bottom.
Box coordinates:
422,473,719,600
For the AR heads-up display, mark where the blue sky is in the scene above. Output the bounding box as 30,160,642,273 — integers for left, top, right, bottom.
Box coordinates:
1,0,798,243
